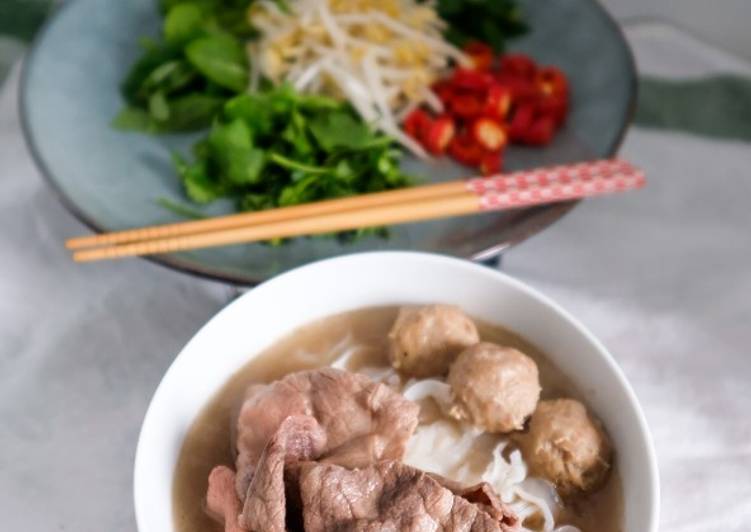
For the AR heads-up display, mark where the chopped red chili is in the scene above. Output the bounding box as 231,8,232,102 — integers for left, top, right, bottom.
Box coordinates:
523,116,555,146
471,117,508,151
450,92,485,119
480,151,503,176
464,41,494,71
449,133,485,166
422,115,456,155
401,46,570,174
404,109,432,140
451,68,495,91
500,53,537,80
483,85,512,120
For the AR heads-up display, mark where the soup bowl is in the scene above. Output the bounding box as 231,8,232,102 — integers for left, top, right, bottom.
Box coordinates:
134,251,659,532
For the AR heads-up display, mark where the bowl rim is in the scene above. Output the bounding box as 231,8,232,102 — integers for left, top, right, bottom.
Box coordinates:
18,0,638,287
133,251,659,532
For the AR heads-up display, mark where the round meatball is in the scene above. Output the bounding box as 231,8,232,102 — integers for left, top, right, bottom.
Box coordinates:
447,342,540,433
387,305,480,378
520,399,612,495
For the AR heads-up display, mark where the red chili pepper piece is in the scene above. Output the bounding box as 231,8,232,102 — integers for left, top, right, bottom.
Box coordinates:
422,115,456,155
480,151,503,176
495,73,538,103
536,66,569,97
483,84,513,120
449,133,485,166
464,41,494,71
524,116,555,146
509,103,535,142
500,53,537,80
450,92,485,119
431,80,454,104
537,92,569,127
471,117,508,151
403,109,432,140
452,68,495,91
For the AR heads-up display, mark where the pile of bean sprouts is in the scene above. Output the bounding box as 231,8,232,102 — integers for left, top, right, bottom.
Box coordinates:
247,0,470,157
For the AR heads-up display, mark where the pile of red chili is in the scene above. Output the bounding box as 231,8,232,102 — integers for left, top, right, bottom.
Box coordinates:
404,42,570,175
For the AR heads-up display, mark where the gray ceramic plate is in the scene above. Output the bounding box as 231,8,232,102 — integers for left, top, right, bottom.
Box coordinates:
21,0,635,285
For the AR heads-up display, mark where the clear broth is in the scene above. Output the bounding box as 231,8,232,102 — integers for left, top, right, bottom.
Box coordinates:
172,306,622,532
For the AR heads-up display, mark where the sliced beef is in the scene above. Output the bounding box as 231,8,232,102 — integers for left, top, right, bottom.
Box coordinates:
298,460,520,532
431,475,520,529
240,415,327,532
235,368,419,497
206,466,248,532
457,484,518,528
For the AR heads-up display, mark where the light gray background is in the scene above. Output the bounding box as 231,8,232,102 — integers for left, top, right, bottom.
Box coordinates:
603,0,751,61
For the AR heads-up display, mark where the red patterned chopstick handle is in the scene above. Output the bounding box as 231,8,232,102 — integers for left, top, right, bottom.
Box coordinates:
465,159,645,211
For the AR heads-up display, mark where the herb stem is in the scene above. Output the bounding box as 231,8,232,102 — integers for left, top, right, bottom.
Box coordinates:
156,197,207,219
269,152,332,174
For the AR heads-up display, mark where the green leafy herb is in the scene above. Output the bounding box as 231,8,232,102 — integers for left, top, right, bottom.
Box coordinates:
148,91,170,121
207,119,266,184
163,93,226,130
434,0,528,52
112,107,159,133
114,93,225,133
173,84,413,229
308,111,374,151
164,3,204,44
115,0,253,133
156,197,208,219
185,33,248,92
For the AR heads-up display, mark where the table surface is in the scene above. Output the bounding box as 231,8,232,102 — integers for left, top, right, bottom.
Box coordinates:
1,21,749,532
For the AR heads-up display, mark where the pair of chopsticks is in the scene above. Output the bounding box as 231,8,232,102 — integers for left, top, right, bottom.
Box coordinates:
67,159,645,262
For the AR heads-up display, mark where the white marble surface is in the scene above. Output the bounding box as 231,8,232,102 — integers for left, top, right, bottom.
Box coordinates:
1,24,749,531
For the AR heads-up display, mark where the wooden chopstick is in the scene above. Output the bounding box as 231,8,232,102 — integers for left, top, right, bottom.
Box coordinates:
65,180,464,250
71,159,644,263
66,159,631,250
72,193,478,261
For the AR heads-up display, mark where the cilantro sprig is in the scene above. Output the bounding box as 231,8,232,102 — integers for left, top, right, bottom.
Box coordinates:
173,85,413,230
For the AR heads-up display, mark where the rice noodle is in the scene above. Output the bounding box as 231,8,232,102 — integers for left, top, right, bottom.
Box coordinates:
512,479,558,531
401,378,453,412
246,0,469,156
321,333,360,368
402,418,565,532
404,420,485,478
327,338,399,386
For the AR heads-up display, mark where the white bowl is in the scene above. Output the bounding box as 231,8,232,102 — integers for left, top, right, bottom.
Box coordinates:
134,252,659,532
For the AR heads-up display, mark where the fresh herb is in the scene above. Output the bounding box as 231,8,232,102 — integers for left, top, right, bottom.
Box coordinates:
156,197,208,219
185,33,248,92
434,0,528,52
173,85,413,224
114,0,254,133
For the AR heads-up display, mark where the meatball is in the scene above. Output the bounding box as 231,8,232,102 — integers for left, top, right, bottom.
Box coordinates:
520,399,612,496
388,305,480,378
447,342,540,433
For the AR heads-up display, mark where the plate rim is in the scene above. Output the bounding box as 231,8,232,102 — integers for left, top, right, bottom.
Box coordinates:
18,0,637,286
